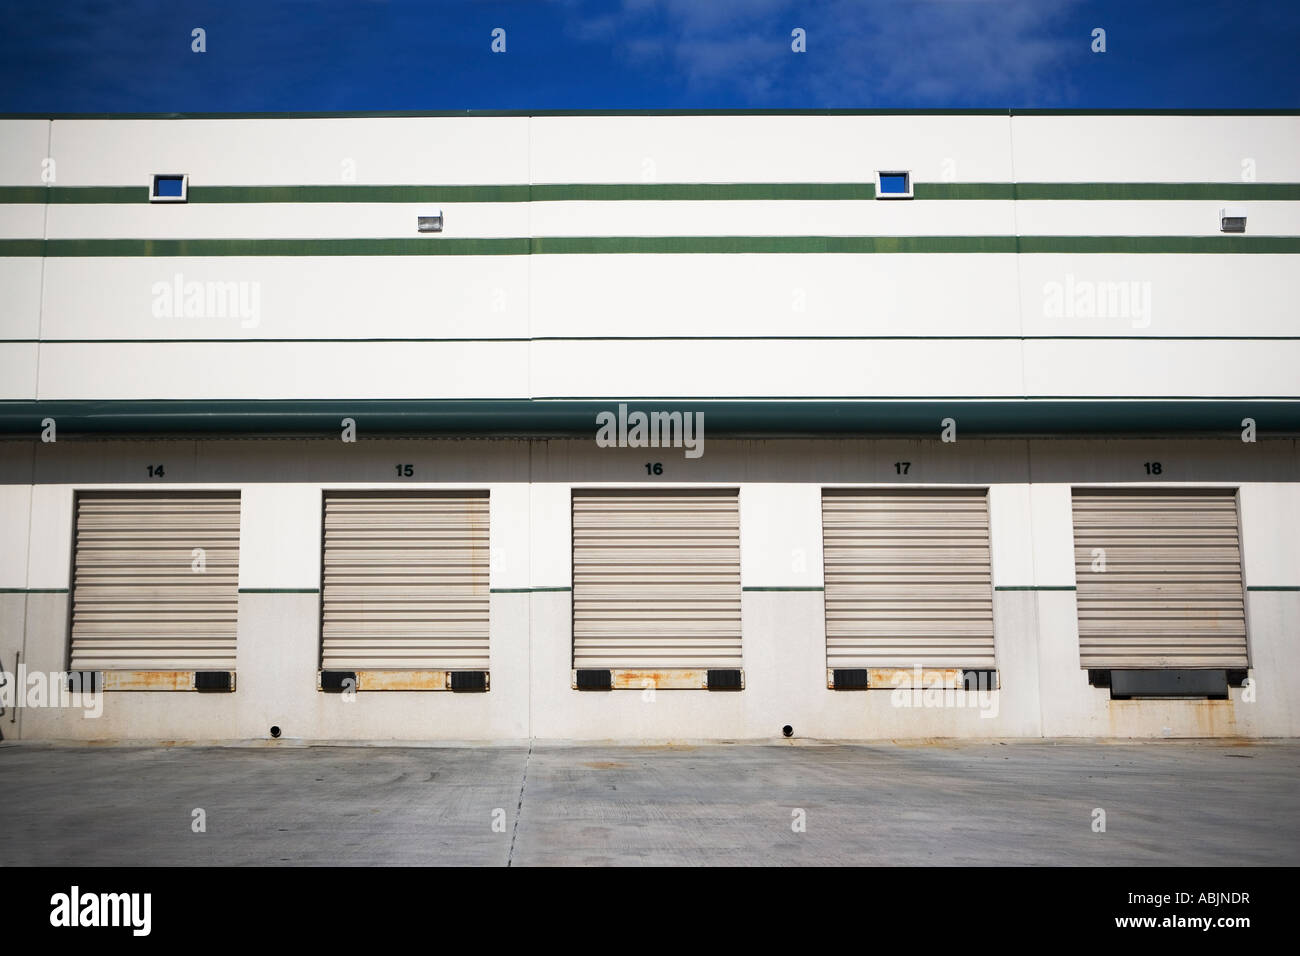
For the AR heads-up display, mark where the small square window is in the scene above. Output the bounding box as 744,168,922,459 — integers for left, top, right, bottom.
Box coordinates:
875,170,913,200
150,174,188,203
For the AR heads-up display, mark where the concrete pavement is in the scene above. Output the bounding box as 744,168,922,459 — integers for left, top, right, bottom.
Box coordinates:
2,740,1296,866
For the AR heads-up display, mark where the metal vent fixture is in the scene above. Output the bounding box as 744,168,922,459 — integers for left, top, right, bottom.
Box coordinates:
1219,206,1246,233
417,210,444,233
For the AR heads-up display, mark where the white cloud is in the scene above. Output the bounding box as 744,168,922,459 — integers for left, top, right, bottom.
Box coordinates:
556,0,1083,105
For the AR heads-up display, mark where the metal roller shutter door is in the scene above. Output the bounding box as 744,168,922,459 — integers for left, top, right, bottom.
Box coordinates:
321,492,489,670
823,490,996,669
572,490,742,669
1072,490,1248,668
70,492,240,670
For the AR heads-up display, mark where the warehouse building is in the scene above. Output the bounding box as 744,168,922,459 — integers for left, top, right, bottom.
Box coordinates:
0,110,1297,741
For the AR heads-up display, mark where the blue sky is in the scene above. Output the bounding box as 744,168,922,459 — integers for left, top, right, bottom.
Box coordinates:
0,0,1296,113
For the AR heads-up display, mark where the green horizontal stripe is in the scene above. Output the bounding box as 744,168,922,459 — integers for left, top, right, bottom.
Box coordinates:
190,185,531,203
4,182,1296,205
3,235,1296,257
0,240,44,256
0,587,69,593
0,186,148,204
995,585,1077,591
1,399,1296,437
1014,183,1300,201
913,184,1015,200
530,236,1022,254
531,183,877,201
0,186,49,203
238,588,319,594
21,238,529,257
9,182,873,204
922,183,1300,201
742,586,825,591
1246,586,1300,591
1018,236,1300,254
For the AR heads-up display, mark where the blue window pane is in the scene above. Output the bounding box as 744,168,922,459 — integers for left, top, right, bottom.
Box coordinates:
154,176,184,197
879,173,908,194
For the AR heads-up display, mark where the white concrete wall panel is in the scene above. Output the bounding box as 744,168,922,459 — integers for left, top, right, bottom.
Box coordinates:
0,259,44,340
1018,254,1300,338
25,484,73,590
1021,340,1300,398
0,204,45,239
531,254,1021,338
529,115,1016,184
1015,200,1300,237
0,344,39,400
527,199,1016,236
48,118,531,186
0,482,33,587
237,485,322,591
1011,116,1300,183
1238,481,1300,587
45,202,530,240
738,484,825,589
988,481,1035,587
0,120,50,185
489,481,531,590
39,256,531,341
45,198,1298,242
34,341,530,400
1025,483,1078,588
528,482,572,588
529,339,1025,398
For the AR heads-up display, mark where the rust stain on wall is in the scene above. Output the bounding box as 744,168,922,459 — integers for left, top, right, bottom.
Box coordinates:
610,669,708,690
357,670,449,691
102,670,194,691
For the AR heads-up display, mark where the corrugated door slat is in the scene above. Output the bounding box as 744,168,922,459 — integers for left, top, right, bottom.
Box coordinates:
1072,490,1248,668
823,491,995,668
573,491,741,668
321,492,489,669
70,492,240,670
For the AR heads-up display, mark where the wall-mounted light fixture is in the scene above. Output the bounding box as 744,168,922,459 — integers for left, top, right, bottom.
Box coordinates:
1220,205,1247,233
